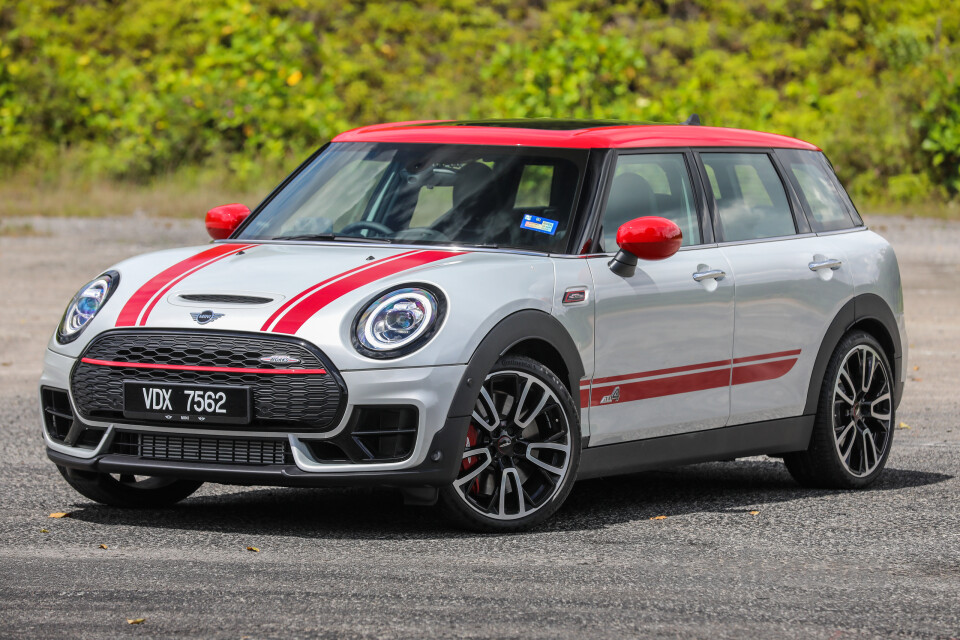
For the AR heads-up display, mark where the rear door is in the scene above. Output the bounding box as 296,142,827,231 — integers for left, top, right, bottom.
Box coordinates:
697,150,856,425
585,150,735,446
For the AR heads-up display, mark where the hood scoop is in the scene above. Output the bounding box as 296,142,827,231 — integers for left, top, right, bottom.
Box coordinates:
177,294,275,305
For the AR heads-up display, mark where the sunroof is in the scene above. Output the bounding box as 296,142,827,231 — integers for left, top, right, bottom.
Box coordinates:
413,118,661,131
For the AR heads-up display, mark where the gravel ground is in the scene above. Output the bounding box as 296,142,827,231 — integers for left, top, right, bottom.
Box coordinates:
0,215,958,639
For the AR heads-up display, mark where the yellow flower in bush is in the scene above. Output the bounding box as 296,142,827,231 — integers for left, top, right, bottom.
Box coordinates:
286,70,303,87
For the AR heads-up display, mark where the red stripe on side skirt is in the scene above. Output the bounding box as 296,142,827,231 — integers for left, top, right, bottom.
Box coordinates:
590,357,733,387
585,354,800,406
269,250,467,335
732,349,801,364
80,357,326,375
731,358,797,385
590,368,732,406
260,251,419,332
115,244,254,327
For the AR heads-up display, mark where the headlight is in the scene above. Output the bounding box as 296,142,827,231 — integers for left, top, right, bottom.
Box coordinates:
57,271,120,344
353,286,446,358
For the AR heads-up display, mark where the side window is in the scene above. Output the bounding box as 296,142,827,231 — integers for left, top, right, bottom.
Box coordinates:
700,152,796,242
602,153,701,251
776,149,856,232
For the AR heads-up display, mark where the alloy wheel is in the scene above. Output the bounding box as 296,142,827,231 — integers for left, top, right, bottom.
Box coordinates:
453,369,572,521
832,344,892,477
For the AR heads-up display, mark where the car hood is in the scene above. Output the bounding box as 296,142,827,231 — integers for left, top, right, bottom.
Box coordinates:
53,241,557,369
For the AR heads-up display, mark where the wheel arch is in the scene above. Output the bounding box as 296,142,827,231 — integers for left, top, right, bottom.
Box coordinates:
804,293,903,415
445,310,585,420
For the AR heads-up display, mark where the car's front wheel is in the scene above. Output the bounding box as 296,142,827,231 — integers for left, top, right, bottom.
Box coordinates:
784,330,895,488
439,355,581,531
57,466,203,508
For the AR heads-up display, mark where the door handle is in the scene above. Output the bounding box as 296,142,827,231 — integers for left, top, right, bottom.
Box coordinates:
692,269,726,282
808,258,842,271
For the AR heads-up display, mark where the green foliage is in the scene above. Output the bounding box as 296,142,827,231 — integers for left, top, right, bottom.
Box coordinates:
1,0,959,204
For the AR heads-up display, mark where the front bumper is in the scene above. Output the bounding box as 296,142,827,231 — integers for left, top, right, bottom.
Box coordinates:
47,415,470,487
41,348,471,486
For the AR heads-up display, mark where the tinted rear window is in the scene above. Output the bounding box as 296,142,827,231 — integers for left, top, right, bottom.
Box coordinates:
700,152,796,242
776,149,858,232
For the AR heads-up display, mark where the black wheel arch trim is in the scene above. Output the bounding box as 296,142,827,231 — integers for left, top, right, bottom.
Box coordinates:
446,309,586,419
805,293,903,416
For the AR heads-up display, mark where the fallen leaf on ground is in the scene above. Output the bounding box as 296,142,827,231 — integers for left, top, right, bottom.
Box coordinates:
126,618,145,625
40,529,48,533
650,515,667,520
99,544,108,550
749,510,760,515
246,546,260,552
48,512,69,519
898,422,911,430
913,365,919,371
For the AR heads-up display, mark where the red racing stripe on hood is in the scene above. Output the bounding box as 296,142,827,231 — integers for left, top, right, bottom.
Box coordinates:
259,251,419,332
115,243,255,327
268,250,467,335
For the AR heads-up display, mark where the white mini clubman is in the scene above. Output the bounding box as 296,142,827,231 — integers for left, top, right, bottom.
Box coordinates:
41,118,906,531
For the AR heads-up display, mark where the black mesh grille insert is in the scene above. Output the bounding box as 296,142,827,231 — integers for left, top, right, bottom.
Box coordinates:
179,294,274,304
111,432,292,465
72,331,345,431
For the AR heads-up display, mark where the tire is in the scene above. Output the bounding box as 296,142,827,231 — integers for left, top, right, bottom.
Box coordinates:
784,330,895,489
57,465,203,508
438,355,581,532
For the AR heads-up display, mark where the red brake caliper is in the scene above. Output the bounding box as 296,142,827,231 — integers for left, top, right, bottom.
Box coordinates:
461,424,481,495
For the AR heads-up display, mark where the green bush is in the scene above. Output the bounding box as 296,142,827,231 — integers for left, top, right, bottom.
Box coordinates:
1,0,958,204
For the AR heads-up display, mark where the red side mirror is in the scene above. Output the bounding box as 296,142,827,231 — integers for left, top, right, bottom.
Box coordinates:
609,216,682,277
205,203,251,240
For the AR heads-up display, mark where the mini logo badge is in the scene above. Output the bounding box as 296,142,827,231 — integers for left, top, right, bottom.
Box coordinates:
190,310,224,325
259,355,301,365
599,386,621,405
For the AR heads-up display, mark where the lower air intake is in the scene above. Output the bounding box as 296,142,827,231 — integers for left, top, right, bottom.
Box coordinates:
112,432,291,466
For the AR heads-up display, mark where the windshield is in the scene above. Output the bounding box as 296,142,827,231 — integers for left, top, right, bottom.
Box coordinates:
238,142,588,252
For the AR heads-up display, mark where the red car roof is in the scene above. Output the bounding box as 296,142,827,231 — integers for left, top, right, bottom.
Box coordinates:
333,119,820,151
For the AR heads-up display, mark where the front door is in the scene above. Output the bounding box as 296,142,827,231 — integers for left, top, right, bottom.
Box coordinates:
585,151,735,446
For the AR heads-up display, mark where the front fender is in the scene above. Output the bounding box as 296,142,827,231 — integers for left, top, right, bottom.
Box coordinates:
445,310,585,420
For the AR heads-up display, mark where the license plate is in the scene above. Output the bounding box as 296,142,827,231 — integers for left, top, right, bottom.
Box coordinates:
123,381,251,425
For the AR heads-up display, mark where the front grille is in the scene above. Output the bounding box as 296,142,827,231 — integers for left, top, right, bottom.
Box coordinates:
111,432,292,465
179,294,273,304
72,331,346,431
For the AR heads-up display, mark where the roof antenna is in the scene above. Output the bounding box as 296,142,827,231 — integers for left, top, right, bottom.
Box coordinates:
682,113,701,126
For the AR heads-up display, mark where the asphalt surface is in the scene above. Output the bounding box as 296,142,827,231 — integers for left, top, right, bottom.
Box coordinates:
0,215,958,639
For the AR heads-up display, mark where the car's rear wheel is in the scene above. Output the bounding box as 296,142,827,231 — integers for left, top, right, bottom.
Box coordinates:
784,330,894,488
57,466,203,508
439,355,581,531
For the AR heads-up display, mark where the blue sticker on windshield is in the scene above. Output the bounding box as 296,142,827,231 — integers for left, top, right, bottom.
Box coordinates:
520,214,558,235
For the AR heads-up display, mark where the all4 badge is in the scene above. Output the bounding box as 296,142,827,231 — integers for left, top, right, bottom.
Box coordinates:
599,386,621,405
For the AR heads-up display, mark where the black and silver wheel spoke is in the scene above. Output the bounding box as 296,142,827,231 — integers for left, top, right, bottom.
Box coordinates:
471,387,501,432
832,345,892,478
454,369,571,521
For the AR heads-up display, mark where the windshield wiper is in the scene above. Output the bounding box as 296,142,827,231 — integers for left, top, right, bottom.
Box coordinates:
270,234,388,244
